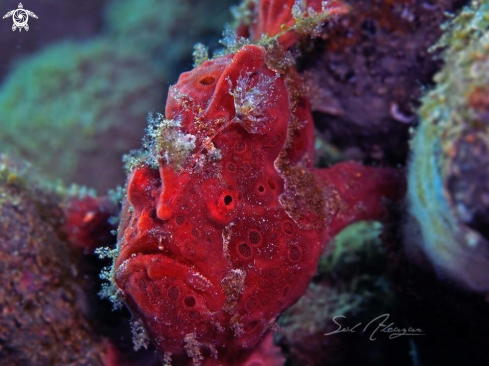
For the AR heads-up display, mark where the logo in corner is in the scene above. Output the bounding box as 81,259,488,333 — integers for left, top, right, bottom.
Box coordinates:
3,3,38,32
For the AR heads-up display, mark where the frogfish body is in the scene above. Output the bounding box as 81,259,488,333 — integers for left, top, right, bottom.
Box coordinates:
113,43,403,364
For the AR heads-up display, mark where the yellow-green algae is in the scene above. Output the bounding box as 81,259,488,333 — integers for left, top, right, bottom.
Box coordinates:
0,39,163,191
405,0,489,292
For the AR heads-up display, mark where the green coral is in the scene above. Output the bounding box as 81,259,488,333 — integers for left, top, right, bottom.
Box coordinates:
435,0,489,53
318,220,384,274
0,39,163,191
422,0,489,162
104,0,235,76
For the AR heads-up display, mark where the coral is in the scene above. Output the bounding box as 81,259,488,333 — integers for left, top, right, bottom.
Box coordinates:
0,39,163,191
318,220,384,273
0,155,106,365
296,0,465,166
404,0,489,293
104,0,236,77
110,33,404,363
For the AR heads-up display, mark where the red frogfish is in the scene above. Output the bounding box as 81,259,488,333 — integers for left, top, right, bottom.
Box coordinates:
111,42,404,365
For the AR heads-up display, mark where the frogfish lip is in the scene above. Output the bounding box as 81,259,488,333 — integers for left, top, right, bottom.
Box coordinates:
114,241,223,312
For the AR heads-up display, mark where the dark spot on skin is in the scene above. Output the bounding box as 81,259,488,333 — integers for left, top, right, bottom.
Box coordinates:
184,296,196,307
168,286,180,301
248,230,262,245
224,195,233,205
176,215,185,225
289,246,302,261
238,243,252,257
